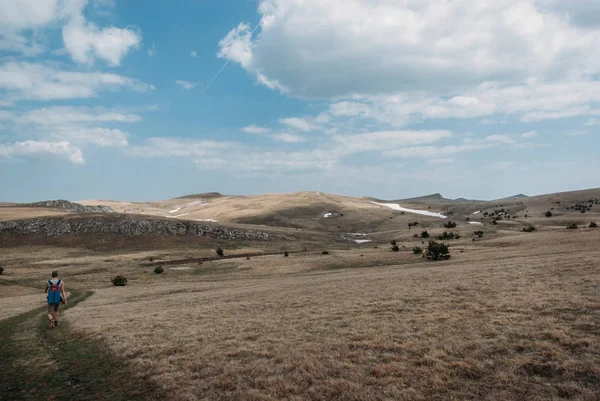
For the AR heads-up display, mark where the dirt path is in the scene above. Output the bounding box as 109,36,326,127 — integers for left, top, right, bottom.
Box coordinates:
0,291,166,401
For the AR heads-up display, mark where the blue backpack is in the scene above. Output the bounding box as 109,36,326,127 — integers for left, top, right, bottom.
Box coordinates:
47,279,62,304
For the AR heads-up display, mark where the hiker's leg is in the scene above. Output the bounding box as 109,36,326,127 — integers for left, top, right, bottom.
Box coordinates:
54,305,60,322
47,305,54,321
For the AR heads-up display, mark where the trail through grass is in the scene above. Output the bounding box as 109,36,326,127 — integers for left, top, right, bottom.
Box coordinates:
0,291,165,401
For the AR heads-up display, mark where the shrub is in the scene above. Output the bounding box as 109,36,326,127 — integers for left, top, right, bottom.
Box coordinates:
216,248,224,257
390,239,397,246
421,230,430,238
284,251,289,257
473,230,484,238
492,219,498,225
545,211,552,217
437,231,457,240
443,221,457,229
112,275,127,286
391,245,400,252
567,223,578,229
522,225,536,232
0,266,3,275
413,233,418,238
412,246,423,255
590,222,598,228
322,250,329,255
154,266,164,274
425,241,450,261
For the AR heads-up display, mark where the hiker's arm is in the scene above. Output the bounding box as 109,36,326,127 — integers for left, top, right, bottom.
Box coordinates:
61,283,67,304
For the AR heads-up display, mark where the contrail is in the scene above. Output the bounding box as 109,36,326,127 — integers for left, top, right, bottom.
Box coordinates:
197,22,262,98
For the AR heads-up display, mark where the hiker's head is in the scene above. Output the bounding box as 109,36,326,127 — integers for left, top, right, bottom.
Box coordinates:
51,271,58,278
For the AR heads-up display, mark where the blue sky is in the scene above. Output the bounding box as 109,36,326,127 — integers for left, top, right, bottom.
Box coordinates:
1,0,599,202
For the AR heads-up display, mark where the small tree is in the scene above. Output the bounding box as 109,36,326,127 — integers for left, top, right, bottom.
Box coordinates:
545,211,552,217
112,275,127,286
425,241,450,261
412,246,423,255
391,244,400,252
284,251,289,257
421,230,430,238
154,266,164,274
216,248,224,257
567,223,578,230
390,239,397,246
590,222,598,228
443,221,457,229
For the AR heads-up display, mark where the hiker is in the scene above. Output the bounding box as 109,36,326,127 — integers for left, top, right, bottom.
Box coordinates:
45,271,67,328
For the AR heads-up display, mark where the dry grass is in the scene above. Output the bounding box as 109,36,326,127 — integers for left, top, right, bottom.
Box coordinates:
7,230,585,400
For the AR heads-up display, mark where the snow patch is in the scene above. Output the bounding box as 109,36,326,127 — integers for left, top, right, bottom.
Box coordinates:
349,233,369,236
169,199,206,214
323,212,332,218
170,266,191,271
354,239,372,244
370,202,447,219
197,219,217,223
473,211,481,215
469,221,484,225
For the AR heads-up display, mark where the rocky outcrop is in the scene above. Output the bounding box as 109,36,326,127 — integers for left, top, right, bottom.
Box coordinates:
0,215,295,241
22,200,115,213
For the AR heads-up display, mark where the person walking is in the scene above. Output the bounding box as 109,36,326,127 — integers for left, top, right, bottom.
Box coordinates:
45,271,67,328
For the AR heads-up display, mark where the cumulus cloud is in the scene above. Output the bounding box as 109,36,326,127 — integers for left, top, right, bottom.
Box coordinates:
0,61,153,102
242,124,270,134
15,106,141,125
221,0,600,99
62,14,140,66
0,140,84,164
175,80,197,90
270,133,306,143
279,117,318,132
50,126,128,147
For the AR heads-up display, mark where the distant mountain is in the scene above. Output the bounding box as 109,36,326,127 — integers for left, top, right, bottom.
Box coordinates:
174,192,223,200
23,200,114,213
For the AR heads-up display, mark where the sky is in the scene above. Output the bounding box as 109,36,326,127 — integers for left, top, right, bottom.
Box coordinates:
0,0,599,202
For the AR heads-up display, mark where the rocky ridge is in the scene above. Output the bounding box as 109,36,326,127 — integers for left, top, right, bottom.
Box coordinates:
0,215,295,241
22,200,115,213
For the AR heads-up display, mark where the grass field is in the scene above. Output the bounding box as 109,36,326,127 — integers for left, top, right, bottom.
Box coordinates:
1,227,599,400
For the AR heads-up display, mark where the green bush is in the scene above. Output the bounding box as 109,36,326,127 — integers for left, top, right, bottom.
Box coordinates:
0,266,3,275
492,219,498,225
545,211,552,217
112,275,127,286
154,266,164,274
473,230,484,238
421,230,430,238
322,250,329,255
391,245,400,252
390,239,397,246
567,223,578,229
590,222,598,228
412,246,423,255
437,231,457,240
284,251,289,257
522,225,536,232
443,221,457,229
216,248,224,257
425,241,450,261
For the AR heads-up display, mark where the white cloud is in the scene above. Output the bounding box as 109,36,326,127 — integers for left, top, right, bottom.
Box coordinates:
50,126,128,147
148,41,156,57
0,140,84,164
487,161,516,172
383,143,491,158
221,0,600,99
0,61,153,102
62,14,141,66
270,133,306,143
242,124,270,134
584,118,599,126
15,106,141,125
190,50,197,58
485,134,516,144
521,131,537,138
279,117,318,132
332,130,452,154
175,80,197,90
